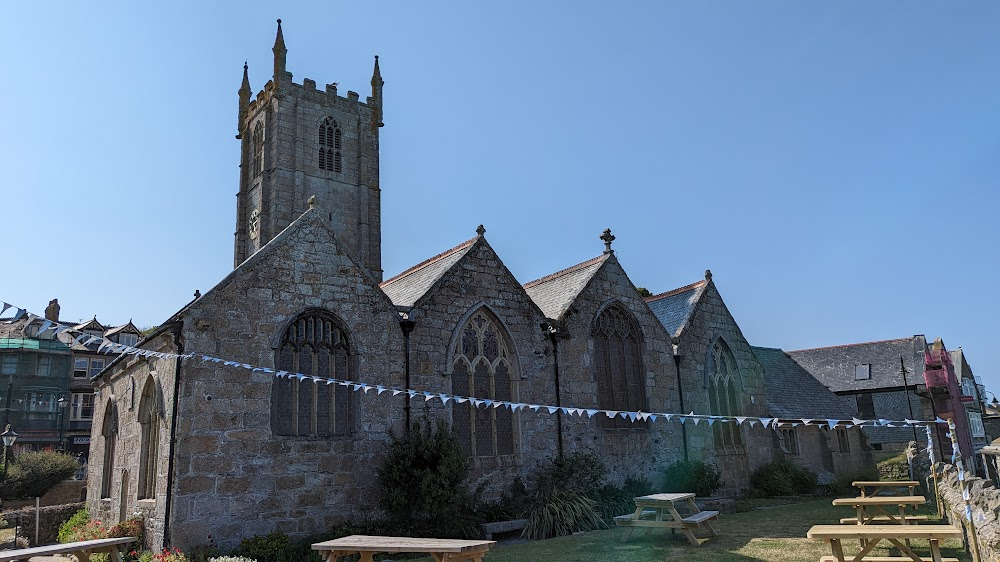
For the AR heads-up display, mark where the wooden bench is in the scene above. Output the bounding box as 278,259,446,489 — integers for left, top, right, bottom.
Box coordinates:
312,535,495,562
682,510,720,525
613,509,656,523
821,557,958,562
0,536,137,562
839,516,929,525
617,493,720,546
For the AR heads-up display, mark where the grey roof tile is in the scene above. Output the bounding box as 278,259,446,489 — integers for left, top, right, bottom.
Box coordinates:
523,255,608,320
380,237,478,308
787,337,923,393
752,346,858,420
644,280,706,338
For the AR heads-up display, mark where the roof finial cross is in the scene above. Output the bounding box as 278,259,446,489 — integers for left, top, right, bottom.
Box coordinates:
600,228,615,254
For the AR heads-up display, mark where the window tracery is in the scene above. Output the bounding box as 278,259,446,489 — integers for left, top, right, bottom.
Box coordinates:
593,304,647,429
708,339,743,449
319,117,342,173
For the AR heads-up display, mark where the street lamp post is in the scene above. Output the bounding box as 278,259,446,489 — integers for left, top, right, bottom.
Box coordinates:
1,424,18,480
57,395,69,452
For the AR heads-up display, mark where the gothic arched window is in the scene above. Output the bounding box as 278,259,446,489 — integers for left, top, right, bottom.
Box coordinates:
593,304,647,429
708,339,743,448
319,117,342,173
137,377,159,500
252,122,264,178
100,400,118,498
451,309,518,462
271,310,352,437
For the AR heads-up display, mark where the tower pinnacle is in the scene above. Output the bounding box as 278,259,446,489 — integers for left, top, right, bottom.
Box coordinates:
273,19,287,83
238,62,251,136
371,55,384,130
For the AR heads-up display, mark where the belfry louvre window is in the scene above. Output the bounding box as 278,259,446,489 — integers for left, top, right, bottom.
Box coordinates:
319,117,342,173
593,304,647,430
708,339,743,448
451,309,518,461
252,122,264,178
271,310,352,437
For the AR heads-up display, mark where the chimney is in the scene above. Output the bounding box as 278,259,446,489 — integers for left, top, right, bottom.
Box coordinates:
44,299,60,322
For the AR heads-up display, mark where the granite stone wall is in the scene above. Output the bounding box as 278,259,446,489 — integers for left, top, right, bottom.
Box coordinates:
936,463,1000,562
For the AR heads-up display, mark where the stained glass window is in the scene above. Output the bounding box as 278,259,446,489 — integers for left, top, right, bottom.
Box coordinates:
709,339,743,448
451,309,518,460
272,310,352,437
593,304,647,429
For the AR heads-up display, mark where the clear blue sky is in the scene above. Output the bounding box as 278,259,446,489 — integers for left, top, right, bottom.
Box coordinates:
3,2,999,397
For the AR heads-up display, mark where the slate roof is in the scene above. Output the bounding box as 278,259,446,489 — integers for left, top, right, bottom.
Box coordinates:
380,237,478,308
644,280,707,338
752,346,858,420
523,254,609,319
105,321,140,338
787,337,924,393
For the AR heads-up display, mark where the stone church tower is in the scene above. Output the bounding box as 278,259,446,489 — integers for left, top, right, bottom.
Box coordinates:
234,20,384,280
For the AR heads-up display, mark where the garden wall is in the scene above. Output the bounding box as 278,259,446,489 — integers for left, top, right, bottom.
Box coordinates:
936,463,1000,561
2,502,83,546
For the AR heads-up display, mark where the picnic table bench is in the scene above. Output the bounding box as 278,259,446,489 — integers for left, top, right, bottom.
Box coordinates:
614,492,719,546
807,524,961,562
832,496,926,526
0,536,137,562
853,481,920,498
312,535,495,562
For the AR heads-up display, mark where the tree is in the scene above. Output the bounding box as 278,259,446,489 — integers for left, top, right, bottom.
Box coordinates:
636,287,653,298
1,451,80,501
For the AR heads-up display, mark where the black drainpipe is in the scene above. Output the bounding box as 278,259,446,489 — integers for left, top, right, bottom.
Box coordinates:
673,350,689,462
400,317,416,436
544,320,569,456
162,322,184,548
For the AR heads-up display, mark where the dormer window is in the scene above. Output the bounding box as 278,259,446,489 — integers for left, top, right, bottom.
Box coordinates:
118,333,138,347
319,117,342,173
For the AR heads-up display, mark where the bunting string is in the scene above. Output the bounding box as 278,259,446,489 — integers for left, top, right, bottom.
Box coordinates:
2,300,951,431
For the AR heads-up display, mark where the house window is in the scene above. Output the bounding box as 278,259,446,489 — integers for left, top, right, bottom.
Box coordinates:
708,339,742,448
119,333,138,347
271,310,352,437
451,309,518,461
1,354,15,375
73,358,88,379
137,377,159,499
89,359,105,378
968,412,986,438
252,121,264,178
780,428,799,455
36,356,52,376
319,117,342,173
70,393,94,421
854,364,872,380
100,402,118,498
837,428,850,453
856,393,876,418
592,304,647,430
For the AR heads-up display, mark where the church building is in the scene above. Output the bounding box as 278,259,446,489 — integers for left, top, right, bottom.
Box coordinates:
86,22,868,550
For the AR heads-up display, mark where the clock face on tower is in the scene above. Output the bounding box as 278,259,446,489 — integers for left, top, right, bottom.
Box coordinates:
248,208,260,239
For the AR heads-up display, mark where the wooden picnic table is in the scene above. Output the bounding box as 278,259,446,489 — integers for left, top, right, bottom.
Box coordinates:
853,480,920,498
832,495,926,526
0,536,137,562
807,524,961,562
614,492,719,546
312,535,495,562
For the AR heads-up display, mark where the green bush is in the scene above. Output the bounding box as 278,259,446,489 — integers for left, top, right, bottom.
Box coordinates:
2,451,80,501
824,467,880,497
662,460,723,497
109,517,145,550
526,452,607,500
522,491,607,540
748,458,818,498
231,531,314,562
58,508,109,543
376,419,476,538
592,476,653,521
877,453,910,481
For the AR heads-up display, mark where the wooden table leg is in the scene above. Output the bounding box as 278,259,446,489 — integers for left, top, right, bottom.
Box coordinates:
886,538,924,562
830,538,846,562
76,551,92,562
928,539,944,562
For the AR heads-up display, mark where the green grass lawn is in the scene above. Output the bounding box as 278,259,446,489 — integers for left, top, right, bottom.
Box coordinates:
410,498,971,562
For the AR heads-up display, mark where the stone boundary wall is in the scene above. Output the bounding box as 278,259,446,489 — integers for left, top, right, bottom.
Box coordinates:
2,502,84,546
935,463,1000,561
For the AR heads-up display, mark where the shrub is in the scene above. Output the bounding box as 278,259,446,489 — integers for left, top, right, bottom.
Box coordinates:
209,557,257,562
109,517,145,551
58,509,108,543
2,451,80,501
153,548,188,562
232,532,290,562
877,453,910,481
376,419,476,538
522,491,607,540
526,452,607,500
592,476,653,521
824,467,880,497
662,460,723,497
748,458,818,498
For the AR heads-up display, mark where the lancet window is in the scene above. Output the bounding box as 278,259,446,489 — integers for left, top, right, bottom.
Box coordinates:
100,401,118,498
137,377,159,500
593,304,647,429
708,339,743,448
252,121,264,178
319,117,342,173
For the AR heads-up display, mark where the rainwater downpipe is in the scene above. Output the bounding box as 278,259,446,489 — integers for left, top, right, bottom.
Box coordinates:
673,350,689,462
544,321,568,456
163,322,184,548
400,318,416,436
